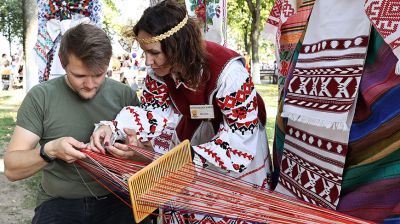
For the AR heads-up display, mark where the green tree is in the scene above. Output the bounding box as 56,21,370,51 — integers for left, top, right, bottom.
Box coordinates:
0,0,23,56
228,0,273,83
228,0,251,53
101,0,121,37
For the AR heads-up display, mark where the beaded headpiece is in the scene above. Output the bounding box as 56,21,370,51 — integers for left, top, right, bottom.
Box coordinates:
134,14,188,45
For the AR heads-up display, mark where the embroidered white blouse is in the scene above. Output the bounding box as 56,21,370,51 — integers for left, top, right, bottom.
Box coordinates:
98,60,271,187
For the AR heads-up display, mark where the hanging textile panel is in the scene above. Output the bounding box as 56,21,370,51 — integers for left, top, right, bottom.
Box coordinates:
185,0,227,46
278,0,315,88
276,0,371,210
34,0,102,83
262,0,298,43
365,0,400,74
334,29,400,223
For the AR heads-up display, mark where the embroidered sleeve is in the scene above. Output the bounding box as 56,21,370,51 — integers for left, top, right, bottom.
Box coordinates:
99,72,179,152
140,72,180,152
141,73,171,112
192,60,263,173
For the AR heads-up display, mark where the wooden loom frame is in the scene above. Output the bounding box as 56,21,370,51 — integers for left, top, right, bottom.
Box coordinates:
128,140,371,224
128,140,193,223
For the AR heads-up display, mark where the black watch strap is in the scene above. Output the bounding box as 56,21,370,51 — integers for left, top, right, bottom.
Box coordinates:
40,144,54,163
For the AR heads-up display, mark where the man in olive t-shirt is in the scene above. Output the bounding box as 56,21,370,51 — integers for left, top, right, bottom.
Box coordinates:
4,24,141,224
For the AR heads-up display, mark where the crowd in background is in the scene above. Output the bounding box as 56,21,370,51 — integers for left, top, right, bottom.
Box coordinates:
108,52,147,92
0,53,24,90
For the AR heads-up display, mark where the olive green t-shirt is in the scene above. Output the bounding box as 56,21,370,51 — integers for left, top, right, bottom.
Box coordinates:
16,76,139,206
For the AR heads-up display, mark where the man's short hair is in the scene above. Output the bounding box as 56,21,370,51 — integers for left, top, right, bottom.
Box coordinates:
59,23,112,73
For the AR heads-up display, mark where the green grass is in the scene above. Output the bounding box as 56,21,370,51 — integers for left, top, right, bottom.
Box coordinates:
0,89,41,216
255,84,278,147
0,90,24,156
21,173,42,209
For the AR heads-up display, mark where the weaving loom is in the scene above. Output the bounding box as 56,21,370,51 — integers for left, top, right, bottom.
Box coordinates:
77,141,371,224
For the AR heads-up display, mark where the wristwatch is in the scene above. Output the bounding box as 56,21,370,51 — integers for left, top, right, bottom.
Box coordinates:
40,144,55,163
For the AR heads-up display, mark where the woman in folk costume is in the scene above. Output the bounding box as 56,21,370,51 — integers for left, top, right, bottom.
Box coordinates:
90,0,272,223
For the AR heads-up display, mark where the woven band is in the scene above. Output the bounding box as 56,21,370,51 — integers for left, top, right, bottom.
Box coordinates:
134,14,188,45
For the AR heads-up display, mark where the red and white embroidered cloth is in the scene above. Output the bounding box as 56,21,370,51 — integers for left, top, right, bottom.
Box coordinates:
281,0,370,130
262,0,297,44
277,0,371,209
102,61,271,223
364,0,400,74
185,0,228,45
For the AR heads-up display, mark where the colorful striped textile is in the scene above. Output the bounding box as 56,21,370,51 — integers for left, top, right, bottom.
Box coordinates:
273,13,400,224
274,27,400,224
267,1,315,185
275,0,371,210
276,0,315,91
336,28,400,223
262,0,297,44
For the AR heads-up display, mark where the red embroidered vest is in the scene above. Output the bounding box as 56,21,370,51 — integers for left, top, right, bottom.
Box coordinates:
163,41,266,142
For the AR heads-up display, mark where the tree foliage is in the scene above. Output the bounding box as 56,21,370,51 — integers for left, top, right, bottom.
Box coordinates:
101,0,121,36
0,0,23,55
228,0,273,52
227,0,274,83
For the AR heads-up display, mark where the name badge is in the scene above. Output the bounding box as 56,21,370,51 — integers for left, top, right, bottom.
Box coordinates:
190,105,214,119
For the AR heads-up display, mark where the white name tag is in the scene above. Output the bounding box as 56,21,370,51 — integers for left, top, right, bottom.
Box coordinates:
190,105,215,119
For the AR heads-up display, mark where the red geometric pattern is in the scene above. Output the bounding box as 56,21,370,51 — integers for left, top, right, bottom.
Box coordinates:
279,0,371,210
284,36,369,116
266,0,297,27
282,1,295,17
280,130,345,210
279,168,340,209
153,130,173,152
282,149,343,183
216,77,253,111
141,75,171,111
226,118,258,135
266,0,283,26
285,71,362,113
299,36,369,54
215,138,254,161
215,77,259,134
365,0,400,50
286,125,348,157
196,145,228,170
294,66,363,75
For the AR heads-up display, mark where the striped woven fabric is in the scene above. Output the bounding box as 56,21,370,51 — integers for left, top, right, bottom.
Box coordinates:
273,15,400,224
336,28,400,223
263,0,316,93
268,0,316,185
276,0,371,210
277,0,315,89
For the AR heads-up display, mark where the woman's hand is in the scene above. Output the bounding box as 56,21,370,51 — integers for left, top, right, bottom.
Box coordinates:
90,125,112,154
124,128,153,151
106,128,153,162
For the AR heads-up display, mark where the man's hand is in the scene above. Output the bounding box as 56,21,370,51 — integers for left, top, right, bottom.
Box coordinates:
90,125,112,154
45,137,87,163
4,126,88,181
